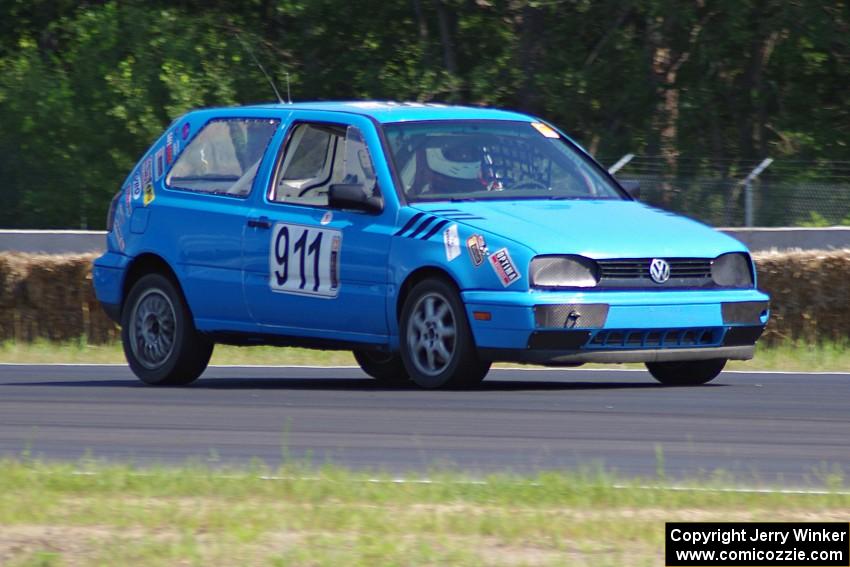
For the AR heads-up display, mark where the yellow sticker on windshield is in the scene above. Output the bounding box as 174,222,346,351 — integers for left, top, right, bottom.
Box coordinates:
531,122,560,139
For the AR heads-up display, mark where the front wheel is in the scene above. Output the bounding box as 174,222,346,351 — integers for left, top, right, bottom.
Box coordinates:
121,273,213,385
645,359,726,386
399,279,490,389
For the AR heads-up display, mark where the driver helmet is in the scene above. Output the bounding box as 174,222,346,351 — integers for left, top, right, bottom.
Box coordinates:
425,141,503,193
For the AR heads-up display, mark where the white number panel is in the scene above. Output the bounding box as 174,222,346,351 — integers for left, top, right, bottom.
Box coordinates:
269,222,342,298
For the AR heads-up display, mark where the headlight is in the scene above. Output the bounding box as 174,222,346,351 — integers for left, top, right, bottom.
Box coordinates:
530,256,599,288
711,253,753,288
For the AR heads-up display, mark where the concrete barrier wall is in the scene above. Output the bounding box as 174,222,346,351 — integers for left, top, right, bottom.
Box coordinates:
722,227,850,252
1,251,848,346
0,230,106,254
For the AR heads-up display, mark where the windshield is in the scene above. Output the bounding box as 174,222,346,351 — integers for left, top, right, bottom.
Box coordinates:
383,120,625,202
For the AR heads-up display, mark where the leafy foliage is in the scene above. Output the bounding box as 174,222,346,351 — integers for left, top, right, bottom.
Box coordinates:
0,0,847,228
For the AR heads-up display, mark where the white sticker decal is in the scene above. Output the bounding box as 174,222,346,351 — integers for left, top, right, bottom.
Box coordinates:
269,222,342,298
443,224,460,262
320,211,333,225
113,218,125,252
132,174,142,201
531,122,560,139
488,247,521,287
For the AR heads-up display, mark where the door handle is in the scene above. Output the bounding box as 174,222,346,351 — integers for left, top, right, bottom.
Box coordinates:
247,217,271,229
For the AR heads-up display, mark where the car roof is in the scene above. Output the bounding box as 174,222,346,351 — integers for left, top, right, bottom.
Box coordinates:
207,101,536,124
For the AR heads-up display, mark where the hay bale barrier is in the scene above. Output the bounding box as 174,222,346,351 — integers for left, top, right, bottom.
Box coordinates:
754,249,850,344
0,253,118,344
0,251,848,346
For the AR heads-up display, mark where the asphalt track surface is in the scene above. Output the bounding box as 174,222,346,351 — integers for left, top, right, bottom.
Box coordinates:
1,364,848,485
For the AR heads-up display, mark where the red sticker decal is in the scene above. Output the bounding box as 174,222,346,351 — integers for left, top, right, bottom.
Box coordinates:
165,131,174,165
155,148,165,180
488,247,521,287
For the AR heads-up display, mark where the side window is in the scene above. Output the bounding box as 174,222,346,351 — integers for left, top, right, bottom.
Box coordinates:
167,118,278,197
271,123,347,206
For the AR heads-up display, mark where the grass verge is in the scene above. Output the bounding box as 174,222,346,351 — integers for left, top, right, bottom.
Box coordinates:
1,338,849,372
1,459,848,566
0,339,356,366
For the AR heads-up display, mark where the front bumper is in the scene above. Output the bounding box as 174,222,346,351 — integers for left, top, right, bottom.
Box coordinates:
462,288,769,365
480,344,756,365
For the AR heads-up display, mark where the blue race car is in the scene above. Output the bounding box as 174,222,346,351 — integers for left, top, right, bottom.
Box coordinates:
94,101,769,388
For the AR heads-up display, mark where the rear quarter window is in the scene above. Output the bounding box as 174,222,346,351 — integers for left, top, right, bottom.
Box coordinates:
166,118,279,197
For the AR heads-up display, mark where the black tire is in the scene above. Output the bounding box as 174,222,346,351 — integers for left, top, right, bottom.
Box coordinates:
353,350,411,386
121,273,213,385
399,278,490,389
645,358,726,386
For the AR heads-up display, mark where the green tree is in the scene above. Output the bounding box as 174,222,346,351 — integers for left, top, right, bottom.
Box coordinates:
0,0,847,228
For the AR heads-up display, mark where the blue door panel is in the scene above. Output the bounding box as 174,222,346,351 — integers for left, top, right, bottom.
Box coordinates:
242,111,395,340
242,206,393,337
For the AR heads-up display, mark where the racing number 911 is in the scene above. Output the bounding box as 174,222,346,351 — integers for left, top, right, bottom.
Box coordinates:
93,101,769,389
271,223,341,297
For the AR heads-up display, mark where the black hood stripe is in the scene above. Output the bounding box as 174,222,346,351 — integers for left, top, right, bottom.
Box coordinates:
407,216,436,239
394,212,425,236
396,211,480,240
420,219,450,241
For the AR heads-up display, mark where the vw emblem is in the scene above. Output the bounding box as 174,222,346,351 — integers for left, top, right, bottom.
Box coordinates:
649,258,670,284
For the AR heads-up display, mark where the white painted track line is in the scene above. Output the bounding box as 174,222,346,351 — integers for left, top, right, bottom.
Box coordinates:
57,470,850,495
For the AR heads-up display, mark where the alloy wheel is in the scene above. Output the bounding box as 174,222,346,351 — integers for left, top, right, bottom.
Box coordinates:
129,289,177,370
405,292,457,376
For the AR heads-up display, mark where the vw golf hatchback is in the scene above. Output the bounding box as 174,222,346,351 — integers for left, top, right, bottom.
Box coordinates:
94,101,769,388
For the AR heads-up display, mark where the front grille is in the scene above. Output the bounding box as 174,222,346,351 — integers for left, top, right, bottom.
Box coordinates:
597,258,713,288
587,327,723,349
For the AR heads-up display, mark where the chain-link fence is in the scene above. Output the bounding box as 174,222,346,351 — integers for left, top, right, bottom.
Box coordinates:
604,156,850,227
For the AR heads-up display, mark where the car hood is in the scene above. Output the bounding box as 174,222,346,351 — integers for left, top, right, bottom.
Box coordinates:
411,199,747,258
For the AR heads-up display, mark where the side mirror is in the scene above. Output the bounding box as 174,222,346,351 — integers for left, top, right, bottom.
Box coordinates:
328,183,383,213
619,179,640,200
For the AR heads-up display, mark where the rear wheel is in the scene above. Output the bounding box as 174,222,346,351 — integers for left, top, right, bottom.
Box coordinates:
121,273,213,385
353,350,410,386
645,358,726,386
399,278,490,389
